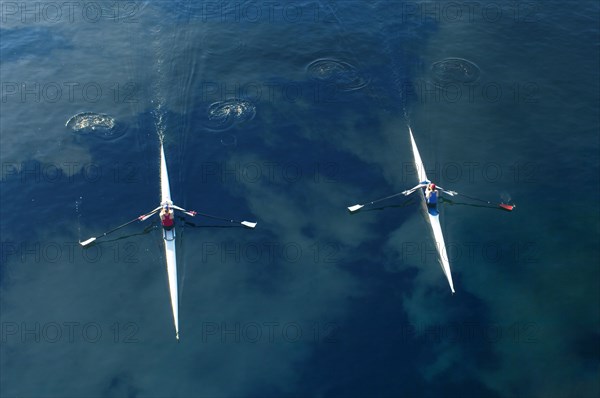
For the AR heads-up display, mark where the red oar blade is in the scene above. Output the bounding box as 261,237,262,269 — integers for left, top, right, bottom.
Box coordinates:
499,203,515,211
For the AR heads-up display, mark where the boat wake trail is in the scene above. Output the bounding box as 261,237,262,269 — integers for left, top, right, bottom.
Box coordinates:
148,24,170,146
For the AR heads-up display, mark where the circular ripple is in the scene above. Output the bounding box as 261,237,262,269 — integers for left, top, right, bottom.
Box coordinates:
306,58,369,91
431,58,480,85
204,99,256,132
66,112,126,140
220,134,237,146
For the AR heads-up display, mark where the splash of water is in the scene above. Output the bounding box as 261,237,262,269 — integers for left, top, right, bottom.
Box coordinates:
306,58,370,91
203,99,256,132
431,58,481,85
66,112,126,140
500,191,513,204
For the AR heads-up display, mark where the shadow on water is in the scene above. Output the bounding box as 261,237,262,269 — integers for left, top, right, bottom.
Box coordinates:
80,223,158,248
347,198,419,215
441,198,511,211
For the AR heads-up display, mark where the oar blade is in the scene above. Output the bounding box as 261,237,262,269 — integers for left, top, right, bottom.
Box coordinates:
139,213,154,221
347,204,364,212
499,203,515,211
80,237,97,247
241,221,257,229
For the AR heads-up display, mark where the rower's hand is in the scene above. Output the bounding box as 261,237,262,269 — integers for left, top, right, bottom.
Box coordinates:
190,211,197,216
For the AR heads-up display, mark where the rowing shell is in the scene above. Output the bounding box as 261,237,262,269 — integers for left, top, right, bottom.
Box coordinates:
160,142,179,339
408,128,455,293
80,142,257,340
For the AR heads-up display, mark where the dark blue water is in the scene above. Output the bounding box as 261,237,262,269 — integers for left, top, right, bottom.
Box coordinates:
1,1,599,397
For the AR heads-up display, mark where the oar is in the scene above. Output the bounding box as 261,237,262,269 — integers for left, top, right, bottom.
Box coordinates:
347,187,423,213
441,191,515,211
79,207,160,246
196,212,257,228
172,205,257,228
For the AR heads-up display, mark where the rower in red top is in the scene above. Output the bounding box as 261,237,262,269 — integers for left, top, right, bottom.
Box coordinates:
160,201,175,230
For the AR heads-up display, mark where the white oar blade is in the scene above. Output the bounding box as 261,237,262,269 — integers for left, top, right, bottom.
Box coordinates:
80,237,96,247
241,221,257,229
347,204,364,212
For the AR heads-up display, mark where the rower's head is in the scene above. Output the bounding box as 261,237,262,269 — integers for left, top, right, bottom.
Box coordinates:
430,183,436,190
161,200,173,211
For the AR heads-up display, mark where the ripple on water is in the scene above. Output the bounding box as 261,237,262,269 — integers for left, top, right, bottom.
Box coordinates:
204,99,256,132
201,31,246,56
220,134,238,146
66,112,126,140
306,58,370,91
430,58,480,85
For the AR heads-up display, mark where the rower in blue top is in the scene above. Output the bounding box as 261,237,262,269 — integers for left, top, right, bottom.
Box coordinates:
424,183,439,215
403,181,442,216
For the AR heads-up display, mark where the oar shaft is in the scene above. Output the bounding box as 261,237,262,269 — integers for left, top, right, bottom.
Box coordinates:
81,208,159,246
172,206,255,227
195,212,240,224
101,217,142,237
456,193,495,205
348,186,425,212
453,192,514,210
364,191,406,206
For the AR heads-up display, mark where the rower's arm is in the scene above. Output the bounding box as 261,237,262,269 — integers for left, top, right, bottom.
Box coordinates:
172,204,197,216
138,207,161,221
437,187,457,196
403,183,428,196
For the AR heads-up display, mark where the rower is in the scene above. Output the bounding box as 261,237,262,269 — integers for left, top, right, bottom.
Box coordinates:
425,183,438,208
160,201,175,230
